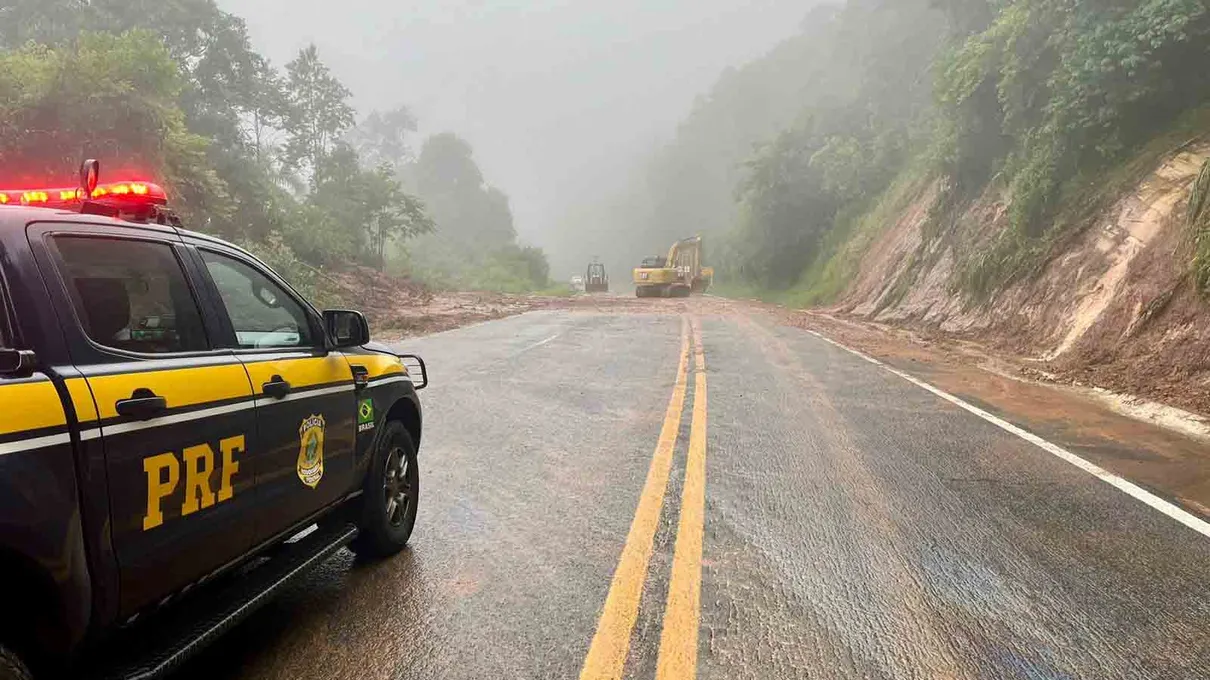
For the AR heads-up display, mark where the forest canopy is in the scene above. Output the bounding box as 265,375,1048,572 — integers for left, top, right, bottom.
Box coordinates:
615,0,1210,299
0,0,551,296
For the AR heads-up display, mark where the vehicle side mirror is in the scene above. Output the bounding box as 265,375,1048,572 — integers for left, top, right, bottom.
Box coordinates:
0,348,37,377
323,310,370,348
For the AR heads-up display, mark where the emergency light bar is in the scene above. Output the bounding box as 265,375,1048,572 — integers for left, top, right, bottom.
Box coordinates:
0,180,166,207
0,160,175,225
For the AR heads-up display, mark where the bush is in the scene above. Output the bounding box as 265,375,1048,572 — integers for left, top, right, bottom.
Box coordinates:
239,232,346,309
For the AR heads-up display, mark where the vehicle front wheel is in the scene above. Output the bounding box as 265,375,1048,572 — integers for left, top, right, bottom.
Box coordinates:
351,421,419,559
0,645,33,680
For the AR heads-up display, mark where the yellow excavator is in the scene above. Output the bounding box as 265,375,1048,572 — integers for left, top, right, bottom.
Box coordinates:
633,235,714,298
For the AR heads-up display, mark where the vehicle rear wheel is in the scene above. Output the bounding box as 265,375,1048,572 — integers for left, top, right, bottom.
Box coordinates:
351,421,419,559
0,645,32,680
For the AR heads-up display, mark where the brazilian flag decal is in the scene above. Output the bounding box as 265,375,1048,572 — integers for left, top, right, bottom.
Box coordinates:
358,398,375,432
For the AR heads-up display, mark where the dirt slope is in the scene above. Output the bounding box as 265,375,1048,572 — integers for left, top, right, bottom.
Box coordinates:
833,144,1210,415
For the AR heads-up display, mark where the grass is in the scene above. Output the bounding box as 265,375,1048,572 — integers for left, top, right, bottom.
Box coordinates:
959,106,1210,301
710,165,932,310
1189,156,1210,293
780,165,933,308
717,106,1210,310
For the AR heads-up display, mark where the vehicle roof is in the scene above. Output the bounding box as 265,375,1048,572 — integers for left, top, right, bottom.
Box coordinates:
0,205,260,261
0,204,178,235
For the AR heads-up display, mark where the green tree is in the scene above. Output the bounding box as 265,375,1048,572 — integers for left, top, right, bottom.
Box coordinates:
406,132,546,289
288,145,432,268
283,44,355,181
415,132,517,248
0,30,225,222
349,106,419,172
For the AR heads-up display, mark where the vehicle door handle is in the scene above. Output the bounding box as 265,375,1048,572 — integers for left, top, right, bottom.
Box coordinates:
116,388,168,420
262,375,291,399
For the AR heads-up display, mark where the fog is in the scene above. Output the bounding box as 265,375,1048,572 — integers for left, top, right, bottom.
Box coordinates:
214,0,811,276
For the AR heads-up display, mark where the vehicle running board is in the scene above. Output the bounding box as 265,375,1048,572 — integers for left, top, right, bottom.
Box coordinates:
93,522,359,680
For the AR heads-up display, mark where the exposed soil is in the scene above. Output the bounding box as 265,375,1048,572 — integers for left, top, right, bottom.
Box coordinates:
318,267,538,341
831,143,1210,418
325,266,681,342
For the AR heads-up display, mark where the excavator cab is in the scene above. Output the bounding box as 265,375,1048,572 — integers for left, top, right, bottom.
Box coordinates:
634,235,713,298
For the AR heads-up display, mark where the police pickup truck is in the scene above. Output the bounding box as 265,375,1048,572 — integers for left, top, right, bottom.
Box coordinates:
0,162,427,679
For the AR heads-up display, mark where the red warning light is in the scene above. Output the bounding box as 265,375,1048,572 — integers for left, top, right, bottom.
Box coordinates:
0,181,167,208
0,160,169,220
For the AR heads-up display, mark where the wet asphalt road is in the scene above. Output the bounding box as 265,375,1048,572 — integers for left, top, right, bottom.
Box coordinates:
174,302,1210,680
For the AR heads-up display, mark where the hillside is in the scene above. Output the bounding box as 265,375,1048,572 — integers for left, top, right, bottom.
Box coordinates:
824,130,1210,413
620,0,1210,415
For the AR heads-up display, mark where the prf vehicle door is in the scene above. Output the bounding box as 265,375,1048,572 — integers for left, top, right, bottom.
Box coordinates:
194,246,357,544
31,226,258,617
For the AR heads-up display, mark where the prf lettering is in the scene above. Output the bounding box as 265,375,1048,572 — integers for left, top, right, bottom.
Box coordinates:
143,435,244,531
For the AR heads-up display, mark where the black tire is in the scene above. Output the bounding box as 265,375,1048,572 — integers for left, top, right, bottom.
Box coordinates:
350,421,419,559
0,645,32,680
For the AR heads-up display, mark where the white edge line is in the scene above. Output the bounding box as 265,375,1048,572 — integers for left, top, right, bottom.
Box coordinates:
517,332,562,355
803,328,1210,540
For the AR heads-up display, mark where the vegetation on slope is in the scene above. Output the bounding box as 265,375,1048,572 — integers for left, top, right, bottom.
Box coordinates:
632,0,1210,304
0,1,551,296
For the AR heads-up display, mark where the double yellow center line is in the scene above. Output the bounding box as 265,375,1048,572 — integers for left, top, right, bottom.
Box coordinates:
580,315,709,680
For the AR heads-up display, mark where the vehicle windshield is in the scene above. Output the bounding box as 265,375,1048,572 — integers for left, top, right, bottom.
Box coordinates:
10,2,1209,678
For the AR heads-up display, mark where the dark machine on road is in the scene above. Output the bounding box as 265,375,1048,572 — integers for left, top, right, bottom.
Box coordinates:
0,161,428,680
633,235,714,298
585,261,609,293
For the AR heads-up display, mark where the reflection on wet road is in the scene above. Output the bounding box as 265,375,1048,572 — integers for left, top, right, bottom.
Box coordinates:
172,301,1210,680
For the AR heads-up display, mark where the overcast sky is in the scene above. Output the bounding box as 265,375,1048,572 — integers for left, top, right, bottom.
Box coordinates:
215,0,810,261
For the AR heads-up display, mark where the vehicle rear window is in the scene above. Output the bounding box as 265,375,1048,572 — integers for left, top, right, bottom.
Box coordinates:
53,236,209,354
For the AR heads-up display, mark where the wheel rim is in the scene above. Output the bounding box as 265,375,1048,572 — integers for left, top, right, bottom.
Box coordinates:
382,446,411,527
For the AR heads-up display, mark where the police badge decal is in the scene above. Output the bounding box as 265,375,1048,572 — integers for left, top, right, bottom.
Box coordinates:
297,414,326,488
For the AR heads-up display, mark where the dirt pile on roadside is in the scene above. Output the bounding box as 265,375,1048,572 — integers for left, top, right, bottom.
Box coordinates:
320,266,676,340
832,143,1210,416
314,267,536,340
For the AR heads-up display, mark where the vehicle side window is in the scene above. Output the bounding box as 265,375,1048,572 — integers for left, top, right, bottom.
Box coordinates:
53,236,209,354
200,250,316,349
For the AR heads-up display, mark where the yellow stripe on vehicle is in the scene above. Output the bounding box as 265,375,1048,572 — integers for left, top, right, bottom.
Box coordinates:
348,353,406,380
242,355,352,393
580,316,690,680
0,379,67,436
87,364,253,419
65,377,98,423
